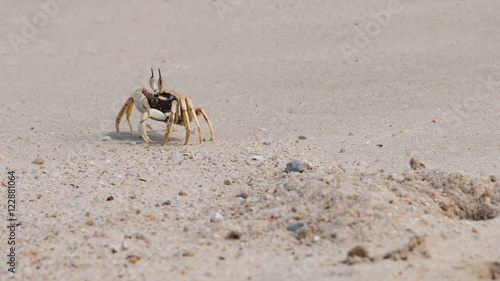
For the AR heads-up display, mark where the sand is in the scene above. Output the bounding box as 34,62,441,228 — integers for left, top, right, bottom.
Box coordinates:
1,0,499,280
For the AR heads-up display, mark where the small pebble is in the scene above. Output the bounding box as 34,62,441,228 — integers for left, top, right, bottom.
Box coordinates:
127,255,140,264
106,196,114,201
287,222,304,232
284,161,305,173
179,191,187,196
376,144,383,147
224,178,232,185
298,135,307,140
251,155,264,161
182,250,194,257
86,219,94,226
339,147,346,153
410,157,426,170
263,141,271,145
102,136,111,141
299,159,314,170
236,193,248,199
225,231,242,240
347,245,369,258
33,158,44,165
162,200,171,206
491,175,497,182
210,212,223,222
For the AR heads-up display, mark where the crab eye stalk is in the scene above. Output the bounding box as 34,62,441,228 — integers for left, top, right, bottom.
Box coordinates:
158,68,164,92
150,67,158,92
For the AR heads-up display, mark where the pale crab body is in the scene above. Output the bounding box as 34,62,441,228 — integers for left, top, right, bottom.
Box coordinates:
116,69,213,145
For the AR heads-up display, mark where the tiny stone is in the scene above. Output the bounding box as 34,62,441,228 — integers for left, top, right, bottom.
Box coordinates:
127,255,140,264
210,212,223,222
284,161,305,173
224,178,232,185
22,170,28,174
236,193,248,199
299,159,314,170
102,136,111,141
106,196,114,201
291,206,297,212
376,144,383,147
162,200,171,206
491,175,497,182
86,219,94,226
348,132,354,136
33,158,44,165
287,222,304,232
298,135,307,140
178,191,187,196
251,155,264,161
347,245,369,258
225,231,242,240
263,141,271,145
182,250,194,257
339,147,346,153
410,157,426,170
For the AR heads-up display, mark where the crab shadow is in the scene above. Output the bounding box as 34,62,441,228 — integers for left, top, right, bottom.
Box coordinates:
104,130,184,145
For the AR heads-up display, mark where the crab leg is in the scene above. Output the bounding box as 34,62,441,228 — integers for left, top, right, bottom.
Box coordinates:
185,97,202,144
146,123,156,133
125,99,134,132
195,107,214,141
116,97,134,137
161,100,178,146
180,98,191,145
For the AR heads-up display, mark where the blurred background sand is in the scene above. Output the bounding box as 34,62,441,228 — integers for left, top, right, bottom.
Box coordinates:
0,0,499,280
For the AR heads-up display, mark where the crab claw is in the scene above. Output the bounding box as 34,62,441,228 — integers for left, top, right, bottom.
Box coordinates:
139,112,153,143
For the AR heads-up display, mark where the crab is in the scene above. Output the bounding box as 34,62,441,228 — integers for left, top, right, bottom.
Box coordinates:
115,68,213,145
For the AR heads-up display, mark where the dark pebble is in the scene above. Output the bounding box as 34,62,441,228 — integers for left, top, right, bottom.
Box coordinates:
376,144,383,147
287,222,304,232
162,200,171,206
284,161,305,173
298,135,307,140
225,231,242,240
106,196,114,201
236,193,248,199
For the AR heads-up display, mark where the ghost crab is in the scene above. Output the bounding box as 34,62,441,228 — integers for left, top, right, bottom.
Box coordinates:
116,68,214,145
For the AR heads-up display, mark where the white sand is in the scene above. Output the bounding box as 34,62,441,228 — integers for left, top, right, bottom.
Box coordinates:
0,0,499,280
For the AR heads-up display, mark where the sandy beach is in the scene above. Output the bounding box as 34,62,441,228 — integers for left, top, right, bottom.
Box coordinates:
1,0,499,280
